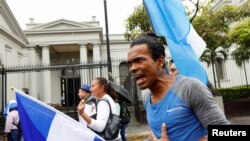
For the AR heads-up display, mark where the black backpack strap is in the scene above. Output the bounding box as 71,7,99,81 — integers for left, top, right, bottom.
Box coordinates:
91,98,112,119
12,116,20,130
13,122,18,128
12,113,18,127
85,95,96,105
97,98,112,117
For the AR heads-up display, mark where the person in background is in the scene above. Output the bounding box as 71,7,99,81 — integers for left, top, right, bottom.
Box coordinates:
77,77,121,141
168,60,179,77
127,32,230,141
119,101,131,141
78,84,96,126
4,102,21,141
169,61,220,97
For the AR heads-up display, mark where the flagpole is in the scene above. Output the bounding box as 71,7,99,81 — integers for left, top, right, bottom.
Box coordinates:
103,0,113,81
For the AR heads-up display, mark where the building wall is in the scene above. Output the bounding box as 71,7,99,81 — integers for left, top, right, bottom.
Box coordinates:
211,0,246,10
209,0,249,88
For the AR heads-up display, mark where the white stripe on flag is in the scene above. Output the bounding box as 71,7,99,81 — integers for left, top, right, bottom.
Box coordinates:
48,113,100,141
187,25,206,58
143,0,208,84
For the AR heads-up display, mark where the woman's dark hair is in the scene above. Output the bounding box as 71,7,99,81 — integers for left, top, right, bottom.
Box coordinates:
95,77,118,101
130,32,166,68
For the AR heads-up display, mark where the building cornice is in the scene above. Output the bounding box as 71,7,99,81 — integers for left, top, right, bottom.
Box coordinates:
24,28,102,35
1,0,29,43
0,25,26,48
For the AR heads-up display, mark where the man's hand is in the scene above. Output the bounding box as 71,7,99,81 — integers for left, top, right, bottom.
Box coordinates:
149,123,169,141
148,122,207,141
198,136,208,141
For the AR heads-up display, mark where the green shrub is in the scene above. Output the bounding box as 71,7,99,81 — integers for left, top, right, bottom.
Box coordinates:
218,88,250,100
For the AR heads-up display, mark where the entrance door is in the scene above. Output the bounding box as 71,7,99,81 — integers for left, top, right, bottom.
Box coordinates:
61,77,80,107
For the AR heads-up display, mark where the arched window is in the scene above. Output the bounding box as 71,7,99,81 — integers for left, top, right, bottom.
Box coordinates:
215,57,225,80
119,62,129,85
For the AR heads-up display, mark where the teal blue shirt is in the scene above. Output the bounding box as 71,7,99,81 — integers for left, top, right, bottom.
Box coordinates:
145,76,230,140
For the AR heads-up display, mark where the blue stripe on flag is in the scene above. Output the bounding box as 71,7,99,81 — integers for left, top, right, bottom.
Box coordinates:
15,90,104,141
16,91,55,141
94,137,103,141
143,0,208,84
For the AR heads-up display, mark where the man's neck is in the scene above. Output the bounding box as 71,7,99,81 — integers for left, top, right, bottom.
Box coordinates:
150,75,176,104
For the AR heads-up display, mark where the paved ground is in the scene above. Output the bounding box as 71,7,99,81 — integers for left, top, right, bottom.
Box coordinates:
0,115,249,141
125,115,250,141
227,115,250,125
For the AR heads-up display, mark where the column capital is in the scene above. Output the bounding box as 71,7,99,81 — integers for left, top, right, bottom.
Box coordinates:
28,44,49,48
93,43,100,47
79,44,88,47
79,42,100,47
41,45,50,50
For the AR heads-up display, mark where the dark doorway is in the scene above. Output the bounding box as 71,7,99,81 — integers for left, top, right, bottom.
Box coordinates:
61,77,80,107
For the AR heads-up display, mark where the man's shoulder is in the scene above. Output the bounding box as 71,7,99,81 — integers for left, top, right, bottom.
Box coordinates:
171,76,205,97
174,75,203,87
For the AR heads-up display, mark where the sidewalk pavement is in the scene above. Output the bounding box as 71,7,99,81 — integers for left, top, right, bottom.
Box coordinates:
126,115,250,141
126,120,149,141
0,115,249,141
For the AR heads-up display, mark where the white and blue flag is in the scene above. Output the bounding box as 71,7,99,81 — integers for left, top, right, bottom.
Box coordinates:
15,89,103,141
143,0,208,84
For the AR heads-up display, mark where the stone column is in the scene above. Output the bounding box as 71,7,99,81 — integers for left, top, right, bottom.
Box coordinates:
93,44,101,78
5,45,14,100
17,52,23,90
29,48,38,98
93,44,100,62
42,46,52,104
80,44,90,84
80,44,88,63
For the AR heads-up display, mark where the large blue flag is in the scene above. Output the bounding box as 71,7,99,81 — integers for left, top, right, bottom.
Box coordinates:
143,0,208,84
14,89,103,141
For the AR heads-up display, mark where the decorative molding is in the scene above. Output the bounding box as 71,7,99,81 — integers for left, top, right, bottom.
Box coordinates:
0,26,26,48
18,51,23,58
5,44,12,52
26,19,98,30
0,0,29,43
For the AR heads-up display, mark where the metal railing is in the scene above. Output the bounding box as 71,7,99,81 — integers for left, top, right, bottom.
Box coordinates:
0,57,249,122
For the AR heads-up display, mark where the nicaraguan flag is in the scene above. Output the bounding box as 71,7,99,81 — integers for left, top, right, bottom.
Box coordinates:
143,0,208,84
15,89,104,141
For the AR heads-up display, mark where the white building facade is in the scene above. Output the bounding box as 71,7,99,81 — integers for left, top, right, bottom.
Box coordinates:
208,0,250,89
0,0,134,109
211,0,246,10
1,0,249,111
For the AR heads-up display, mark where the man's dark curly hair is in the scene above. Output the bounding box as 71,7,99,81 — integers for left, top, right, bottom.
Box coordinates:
130,32,166,68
